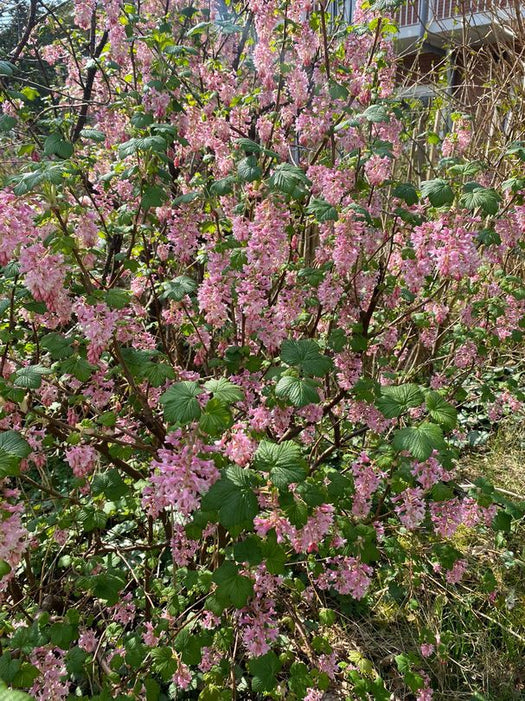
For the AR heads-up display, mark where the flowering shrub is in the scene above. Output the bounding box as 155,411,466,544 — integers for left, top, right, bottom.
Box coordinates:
0,0,524,698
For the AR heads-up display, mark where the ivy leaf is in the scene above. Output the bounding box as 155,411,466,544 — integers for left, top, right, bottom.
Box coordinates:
275,375,320,407
201,465,259,530
160,381,202,424
237,156,261,182
13,365,51,390
425,391,457,431
420,178,454,207
199,398,233,435
392,423,446,460
459,183,500,215
253,440,307,490
377,383,423,418
248,651,282,693
280,339,333,377
212,561,254,608
203,378,244,404
306,197,338,222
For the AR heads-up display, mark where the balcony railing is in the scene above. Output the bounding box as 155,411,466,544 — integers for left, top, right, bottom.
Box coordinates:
396,0,511,26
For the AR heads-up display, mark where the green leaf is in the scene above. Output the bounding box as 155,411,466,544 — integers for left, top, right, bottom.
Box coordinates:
212,561,254,608
199,398,233,435
393,182,418,206
280,339,332,377
65,647,88,675
268,163,310,197
260,533,287,575
361,104,390,123
492,510,511,532
80,128,105,142
143,362,175,388
236,137,262,154
275,375,320,407
92,573,126,605
0,685,32,701
377,383,423,418
0,560,11,578
11,662,39,689
141,184,167,209
459,183,500,215
420,178,454,207
210,177,235,196
104,288,130,309
425,391,457,431
392,423,446,460
91,469,128,500
41,333,74,359
0,431,31,478
150,647,177,681
248,651,282,693
0,60,16,76
0,115,16,132
43,134,74,159
77,507,108,532
13,365,51,389
237,156,261,182
160,276,197,301
201,466,259,530
0,431,31,459
254,440,307,490
60,356,97,382
306,197,338,222
160,381,202,424
118,135,166,159
203,378,244,404
49,622,77,649
233,536,263,565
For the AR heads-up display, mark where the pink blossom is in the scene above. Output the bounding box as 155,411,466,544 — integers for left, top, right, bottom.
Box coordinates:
78,629,98,653
142,430,219,518
30,647,69,700
65,444,98,478
420,643,434,658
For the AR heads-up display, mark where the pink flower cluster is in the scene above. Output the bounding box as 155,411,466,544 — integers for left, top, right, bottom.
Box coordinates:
142,430,219,519
65,444,98,478
30,647,69,700
74,301,121,364
0,488,27,594
316,556,373,599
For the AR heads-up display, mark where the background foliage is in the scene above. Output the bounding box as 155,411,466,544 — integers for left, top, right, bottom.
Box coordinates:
0,0,524,699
